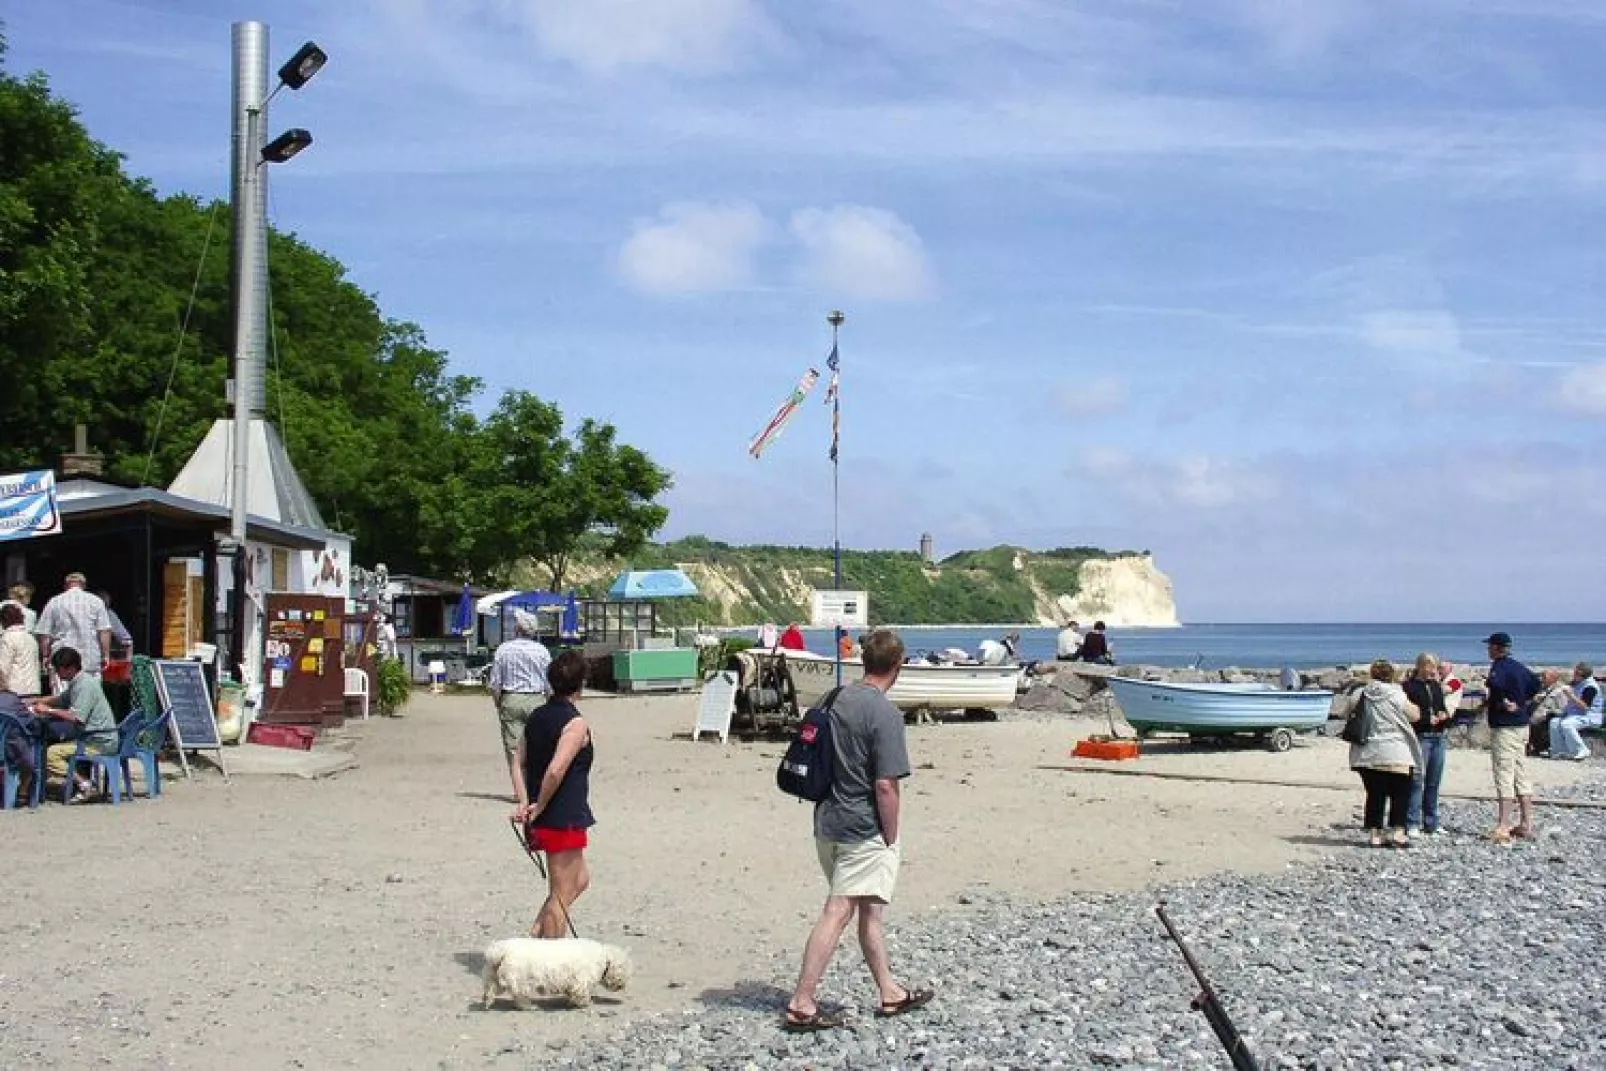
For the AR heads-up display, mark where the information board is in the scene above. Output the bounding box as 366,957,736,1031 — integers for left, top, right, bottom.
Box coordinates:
810,590,869,630
153,658,227,778
693,671,738,744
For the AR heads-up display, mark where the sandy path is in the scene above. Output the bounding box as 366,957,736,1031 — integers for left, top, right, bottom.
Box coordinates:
0,691,1591,1068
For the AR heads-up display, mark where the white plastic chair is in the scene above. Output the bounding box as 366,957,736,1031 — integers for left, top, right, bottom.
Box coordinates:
344,667,371,720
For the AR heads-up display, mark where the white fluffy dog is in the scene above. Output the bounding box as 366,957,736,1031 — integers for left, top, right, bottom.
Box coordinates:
481,938,632,1009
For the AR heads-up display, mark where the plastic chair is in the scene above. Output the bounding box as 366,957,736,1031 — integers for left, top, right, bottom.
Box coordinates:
0,712,44,810
344,667,371,719
59,713,145,805
125,707,169,799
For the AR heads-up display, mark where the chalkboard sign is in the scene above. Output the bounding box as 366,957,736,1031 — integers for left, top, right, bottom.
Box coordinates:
693,671,737,744
153,659,227,778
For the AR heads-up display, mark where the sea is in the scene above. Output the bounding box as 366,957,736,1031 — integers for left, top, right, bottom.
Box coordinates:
742,623,1606,671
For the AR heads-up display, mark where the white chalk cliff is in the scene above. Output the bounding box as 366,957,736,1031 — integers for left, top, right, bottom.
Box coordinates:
1036,554,1180,628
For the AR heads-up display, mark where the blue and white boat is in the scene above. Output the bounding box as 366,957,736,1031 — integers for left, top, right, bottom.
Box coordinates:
1106,676,1333,752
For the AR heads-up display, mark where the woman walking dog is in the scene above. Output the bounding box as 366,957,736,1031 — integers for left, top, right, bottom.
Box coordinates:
511,649,595,938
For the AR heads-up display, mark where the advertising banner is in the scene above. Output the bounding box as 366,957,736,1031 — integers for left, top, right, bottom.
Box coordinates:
0,469,61,542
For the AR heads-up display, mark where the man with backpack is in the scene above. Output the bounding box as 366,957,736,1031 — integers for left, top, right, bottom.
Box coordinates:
1484,631,1541,843
783,628,933,1032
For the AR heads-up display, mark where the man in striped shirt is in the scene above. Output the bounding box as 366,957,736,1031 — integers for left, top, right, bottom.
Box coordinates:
34,572,111,679
489,610,551,794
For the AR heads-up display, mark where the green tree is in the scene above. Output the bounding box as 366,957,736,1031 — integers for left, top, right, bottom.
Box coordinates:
0,43,674,585
448,393,672,588
0,48,132,468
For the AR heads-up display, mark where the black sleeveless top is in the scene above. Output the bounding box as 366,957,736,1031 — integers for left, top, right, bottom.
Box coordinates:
522,698,595,829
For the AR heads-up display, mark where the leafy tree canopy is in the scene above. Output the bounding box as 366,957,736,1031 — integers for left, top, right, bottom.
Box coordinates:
0,43,670,581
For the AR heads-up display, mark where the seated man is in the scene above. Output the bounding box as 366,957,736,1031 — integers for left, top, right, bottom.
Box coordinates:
1527,668,1572,757
1076,622,1115,665
1550,663,1603,762
1055,621,1083,661
29,646,117,803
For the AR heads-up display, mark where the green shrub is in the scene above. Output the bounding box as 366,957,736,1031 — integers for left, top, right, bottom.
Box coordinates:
375,657,413,716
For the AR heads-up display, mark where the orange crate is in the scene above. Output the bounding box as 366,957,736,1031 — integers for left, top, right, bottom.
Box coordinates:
1072,737,1140,761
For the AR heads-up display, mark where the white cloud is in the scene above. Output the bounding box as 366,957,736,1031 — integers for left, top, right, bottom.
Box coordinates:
1226,0,1372,62
1070,450,1275,509
790,205,935,301
496,0,769,76
1360,309,1464,356
1555,362,1606,417
617,201,767,295
1054,375,1128,419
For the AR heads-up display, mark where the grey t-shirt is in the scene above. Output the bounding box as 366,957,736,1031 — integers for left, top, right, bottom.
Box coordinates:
814,681,912,843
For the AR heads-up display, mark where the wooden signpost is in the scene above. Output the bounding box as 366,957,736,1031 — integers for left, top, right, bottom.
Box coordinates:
153,659,227,778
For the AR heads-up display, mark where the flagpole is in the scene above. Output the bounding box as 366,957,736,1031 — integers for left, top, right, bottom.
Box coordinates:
828,309,844,686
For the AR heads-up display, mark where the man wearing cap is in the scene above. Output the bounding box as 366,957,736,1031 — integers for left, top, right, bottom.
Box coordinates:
489,610,551,795
1483,631,1540,842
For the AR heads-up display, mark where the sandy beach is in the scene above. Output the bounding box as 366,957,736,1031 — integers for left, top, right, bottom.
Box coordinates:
0,690,1595,1068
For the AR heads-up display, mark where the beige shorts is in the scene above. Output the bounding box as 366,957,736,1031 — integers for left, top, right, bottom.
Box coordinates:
816,836,901,903
1490,726,1531,799
496,692,545,757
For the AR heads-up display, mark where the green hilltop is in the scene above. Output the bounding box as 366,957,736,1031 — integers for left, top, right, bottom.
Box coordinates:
530,538,1146,627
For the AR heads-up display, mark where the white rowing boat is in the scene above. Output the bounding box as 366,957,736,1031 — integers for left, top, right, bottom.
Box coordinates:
781,651,1020,712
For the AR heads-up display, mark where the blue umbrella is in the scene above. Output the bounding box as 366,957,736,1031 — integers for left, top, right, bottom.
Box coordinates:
451,583,475,637
607,569,699,600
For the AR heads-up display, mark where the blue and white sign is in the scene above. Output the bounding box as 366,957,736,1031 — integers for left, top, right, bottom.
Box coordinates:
0,470,62,542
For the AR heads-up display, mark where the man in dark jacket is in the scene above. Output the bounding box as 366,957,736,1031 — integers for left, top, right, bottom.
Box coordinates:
1484,631,1540,842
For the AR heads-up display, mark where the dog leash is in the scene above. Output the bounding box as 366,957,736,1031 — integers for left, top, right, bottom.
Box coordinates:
507,817,580,939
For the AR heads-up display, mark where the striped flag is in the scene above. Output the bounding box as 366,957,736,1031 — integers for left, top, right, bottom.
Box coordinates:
748,368,819,459
825,342,840,462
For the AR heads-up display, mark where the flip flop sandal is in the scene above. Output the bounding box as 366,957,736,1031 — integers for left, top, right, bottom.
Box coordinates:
782,1008,846,1033
1486,828,1513,844
876,986,934,1018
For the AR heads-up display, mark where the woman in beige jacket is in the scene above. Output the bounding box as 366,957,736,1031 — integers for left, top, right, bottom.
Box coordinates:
0,603,41,696
1348,658,1424,848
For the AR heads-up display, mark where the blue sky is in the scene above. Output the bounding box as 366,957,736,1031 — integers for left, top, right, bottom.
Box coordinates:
8,1,1606,621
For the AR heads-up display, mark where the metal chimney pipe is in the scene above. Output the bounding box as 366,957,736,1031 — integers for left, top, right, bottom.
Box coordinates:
229,20,269,547
228,20,270,680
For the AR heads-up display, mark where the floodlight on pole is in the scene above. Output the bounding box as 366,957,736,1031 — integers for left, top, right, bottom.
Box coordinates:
278,42,327,89
261,128,313,164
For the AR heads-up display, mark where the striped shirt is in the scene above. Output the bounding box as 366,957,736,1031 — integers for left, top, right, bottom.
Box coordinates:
33,586,111,673
489,637,551,695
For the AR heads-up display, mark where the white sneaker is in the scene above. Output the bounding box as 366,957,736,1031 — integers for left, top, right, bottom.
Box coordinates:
1405,827,1422,839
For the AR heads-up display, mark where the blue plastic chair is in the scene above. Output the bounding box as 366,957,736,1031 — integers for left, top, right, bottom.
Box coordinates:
126,707,169,799
0,712,45,810
59,713,145,805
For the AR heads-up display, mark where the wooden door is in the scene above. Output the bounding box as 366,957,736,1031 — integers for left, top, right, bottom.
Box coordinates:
162,562,189,658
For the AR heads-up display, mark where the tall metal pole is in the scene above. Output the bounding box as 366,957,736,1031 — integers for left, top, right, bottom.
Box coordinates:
828,310,844,686
229,21,270,679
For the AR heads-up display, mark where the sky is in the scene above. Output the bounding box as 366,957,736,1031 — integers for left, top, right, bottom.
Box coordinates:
7,0,1605,622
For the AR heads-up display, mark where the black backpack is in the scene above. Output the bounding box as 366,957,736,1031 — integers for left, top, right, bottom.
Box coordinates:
776,686,844,802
